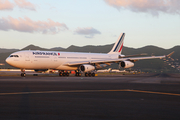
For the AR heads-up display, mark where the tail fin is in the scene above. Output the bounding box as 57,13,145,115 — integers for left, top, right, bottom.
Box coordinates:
108,33,125,54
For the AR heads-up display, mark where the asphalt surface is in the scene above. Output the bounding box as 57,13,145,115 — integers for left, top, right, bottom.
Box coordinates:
0,73,180,120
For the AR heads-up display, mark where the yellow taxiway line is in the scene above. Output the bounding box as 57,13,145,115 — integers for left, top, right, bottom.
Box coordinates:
0,89,180,96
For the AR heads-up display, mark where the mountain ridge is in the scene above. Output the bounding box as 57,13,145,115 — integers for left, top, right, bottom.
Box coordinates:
1,44,179,53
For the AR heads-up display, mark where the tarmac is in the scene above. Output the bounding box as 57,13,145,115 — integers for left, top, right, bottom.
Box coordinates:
0,73,180,120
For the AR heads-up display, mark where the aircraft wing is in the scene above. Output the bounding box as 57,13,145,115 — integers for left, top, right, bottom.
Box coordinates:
64,52,174,66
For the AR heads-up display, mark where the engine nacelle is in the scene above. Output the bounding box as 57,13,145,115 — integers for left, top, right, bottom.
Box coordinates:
79,64,95,72
120,61,134,68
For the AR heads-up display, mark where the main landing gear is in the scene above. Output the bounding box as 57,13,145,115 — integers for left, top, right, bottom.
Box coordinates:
75,70,95,77
75,70,82,77
59,70,70,77
21,69,26,77
85,72,95,77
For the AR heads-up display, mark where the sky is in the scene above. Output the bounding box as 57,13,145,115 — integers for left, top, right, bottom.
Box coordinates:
0,0,180,49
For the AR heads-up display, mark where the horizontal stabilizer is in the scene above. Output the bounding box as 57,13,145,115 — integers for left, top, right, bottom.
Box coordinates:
166,51,174,57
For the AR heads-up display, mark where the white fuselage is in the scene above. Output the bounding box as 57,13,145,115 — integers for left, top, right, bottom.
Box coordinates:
6,50,119,70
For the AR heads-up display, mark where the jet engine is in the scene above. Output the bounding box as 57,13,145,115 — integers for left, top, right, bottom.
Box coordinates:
120,61,134,68
79,64,95,72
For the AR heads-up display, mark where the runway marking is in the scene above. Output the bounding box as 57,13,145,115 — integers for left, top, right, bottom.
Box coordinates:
0,89,180,96
0,89,128,96
128,90,180,96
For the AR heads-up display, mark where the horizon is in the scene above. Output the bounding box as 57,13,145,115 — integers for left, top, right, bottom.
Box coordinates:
0,0,180,49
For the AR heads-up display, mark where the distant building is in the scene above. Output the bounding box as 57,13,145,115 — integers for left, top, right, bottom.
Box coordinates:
0,63,5,66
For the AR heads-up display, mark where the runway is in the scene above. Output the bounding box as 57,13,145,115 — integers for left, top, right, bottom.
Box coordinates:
0,73,180,120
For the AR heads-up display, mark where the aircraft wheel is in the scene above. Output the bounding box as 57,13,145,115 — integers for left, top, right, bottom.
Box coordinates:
91,73,95,77
75,72,81,77
21,73,26,77
63,73,66,76
59,72,62,76
66,73,69,76
79,73,81,76
75,73,78,76
77,73,81,77
88,73,91,77
85,73,88,77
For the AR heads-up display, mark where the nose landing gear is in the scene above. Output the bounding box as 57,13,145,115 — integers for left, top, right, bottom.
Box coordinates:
21,69,26,77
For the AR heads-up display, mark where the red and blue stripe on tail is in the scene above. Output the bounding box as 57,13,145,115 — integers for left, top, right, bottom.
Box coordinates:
108,33,125,54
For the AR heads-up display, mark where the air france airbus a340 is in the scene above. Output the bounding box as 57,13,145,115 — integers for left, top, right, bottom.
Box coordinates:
6,33,174,77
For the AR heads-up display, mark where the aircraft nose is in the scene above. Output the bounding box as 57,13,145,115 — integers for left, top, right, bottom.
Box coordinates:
5,57,11,65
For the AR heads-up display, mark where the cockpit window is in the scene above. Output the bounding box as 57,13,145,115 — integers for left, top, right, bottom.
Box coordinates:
10,55,19,57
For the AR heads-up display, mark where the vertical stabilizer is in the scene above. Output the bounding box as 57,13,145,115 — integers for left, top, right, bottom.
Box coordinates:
108,33,125,54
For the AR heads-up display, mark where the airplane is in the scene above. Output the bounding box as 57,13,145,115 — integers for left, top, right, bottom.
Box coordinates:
97,68,112,73
5,33,174,77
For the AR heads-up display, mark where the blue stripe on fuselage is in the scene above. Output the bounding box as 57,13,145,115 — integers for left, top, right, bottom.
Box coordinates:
113,33,124,52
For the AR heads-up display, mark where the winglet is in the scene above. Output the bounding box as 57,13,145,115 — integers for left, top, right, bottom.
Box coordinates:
166,51,174,57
